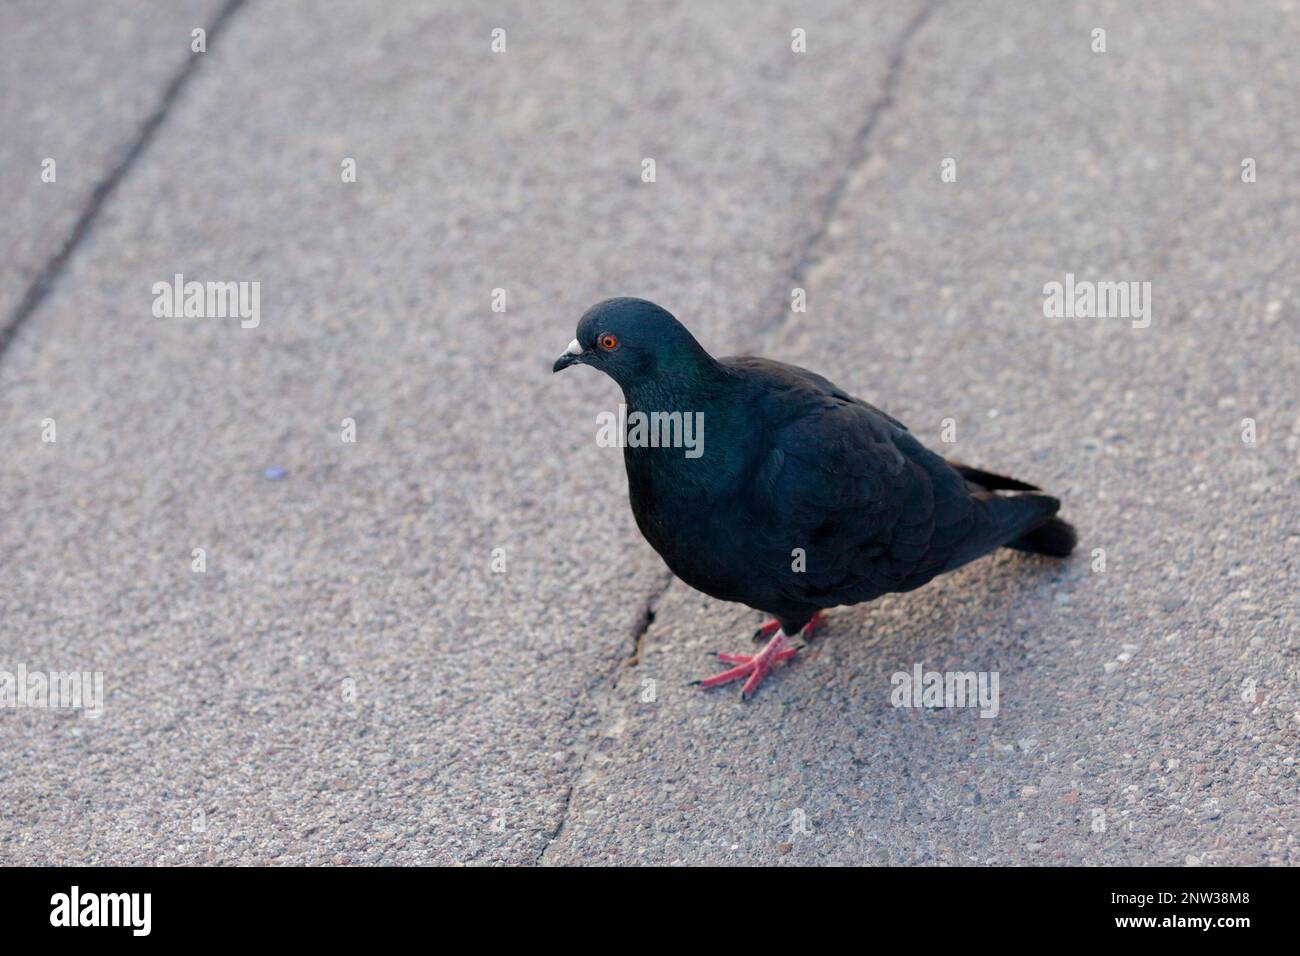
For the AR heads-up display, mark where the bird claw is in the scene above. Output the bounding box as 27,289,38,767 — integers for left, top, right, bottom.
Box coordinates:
699,614,825,698
697,631,798,699
715,647,800,665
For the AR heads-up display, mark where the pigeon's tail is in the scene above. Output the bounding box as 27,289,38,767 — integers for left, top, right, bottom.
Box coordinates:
948,461,1041,493
1007,514,1077,558
944,492,1075,572
947,461,1077,559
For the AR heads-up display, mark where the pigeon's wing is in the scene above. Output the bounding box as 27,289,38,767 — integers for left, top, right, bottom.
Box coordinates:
728,356,909,430
724,357,977,607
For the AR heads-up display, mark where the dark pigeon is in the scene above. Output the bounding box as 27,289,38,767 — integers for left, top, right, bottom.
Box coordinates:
554,297,1076,698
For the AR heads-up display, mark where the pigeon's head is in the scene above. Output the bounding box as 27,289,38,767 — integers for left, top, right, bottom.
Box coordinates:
552,297,711,388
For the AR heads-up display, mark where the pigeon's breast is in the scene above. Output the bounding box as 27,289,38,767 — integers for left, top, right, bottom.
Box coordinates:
626,460,774,606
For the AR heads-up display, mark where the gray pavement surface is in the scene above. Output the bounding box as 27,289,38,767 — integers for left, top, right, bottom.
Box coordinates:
0,1,1296,865
0,0,229,337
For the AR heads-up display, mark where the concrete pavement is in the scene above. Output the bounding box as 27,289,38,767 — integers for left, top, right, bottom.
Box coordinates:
0,1,1296,865
0,0,230,344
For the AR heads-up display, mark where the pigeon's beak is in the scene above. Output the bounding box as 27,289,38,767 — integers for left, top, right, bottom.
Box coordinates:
552,338,585,373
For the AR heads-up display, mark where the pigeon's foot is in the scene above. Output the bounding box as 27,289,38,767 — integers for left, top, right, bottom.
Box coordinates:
804,610,826,639
694,630,800,700
752,609,825,642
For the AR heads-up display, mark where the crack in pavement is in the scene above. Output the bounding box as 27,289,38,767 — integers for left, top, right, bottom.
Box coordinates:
0,0,250,362
536,569,673,865
534,0,942,865
743,0,944,352
622,589,661,668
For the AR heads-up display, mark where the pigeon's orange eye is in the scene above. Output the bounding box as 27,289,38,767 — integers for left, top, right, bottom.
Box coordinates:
598,333,620,351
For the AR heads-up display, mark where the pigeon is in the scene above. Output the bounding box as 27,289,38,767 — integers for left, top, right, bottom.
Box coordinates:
553,297,1076,699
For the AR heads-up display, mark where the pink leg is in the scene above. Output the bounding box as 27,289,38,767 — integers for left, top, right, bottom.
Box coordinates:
715,647,800,665
693,630,796,700
804,610,826,640
752,610,826,641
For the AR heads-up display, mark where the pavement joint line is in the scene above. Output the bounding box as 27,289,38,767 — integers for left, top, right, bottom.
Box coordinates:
536,569,673,864
622,588,662,668
534,2,943,863
743,0,944,351
0,0,251,362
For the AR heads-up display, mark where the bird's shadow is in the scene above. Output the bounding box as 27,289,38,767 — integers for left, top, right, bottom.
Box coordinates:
778,550,1075,724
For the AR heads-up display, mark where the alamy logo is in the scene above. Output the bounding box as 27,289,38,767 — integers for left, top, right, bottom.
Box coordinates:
890,663,999,718
50,886,151,936
152,273,260,328
0,665,103,718
596,404,704,459
1042,273,1151,329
